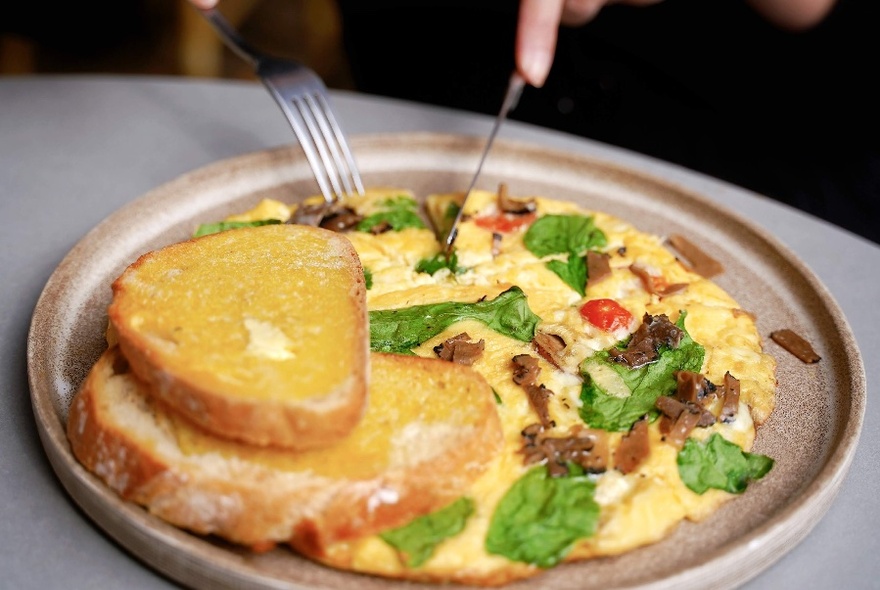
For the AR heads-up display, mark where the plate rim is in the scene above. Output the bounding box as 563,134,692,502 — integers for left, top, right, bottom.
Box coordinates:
27,131,867,590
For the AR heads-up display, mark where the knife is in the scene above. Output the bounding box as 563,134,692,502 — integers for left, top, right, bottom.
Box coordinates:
444,71,526,257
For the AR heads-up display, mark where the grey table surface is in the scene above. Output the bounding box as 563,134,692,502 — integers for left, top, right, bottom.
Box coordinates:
1,75,876,589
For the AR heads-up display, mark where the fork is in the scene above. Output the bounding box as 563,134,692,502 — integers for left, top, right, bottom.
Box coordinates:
199,8,365,202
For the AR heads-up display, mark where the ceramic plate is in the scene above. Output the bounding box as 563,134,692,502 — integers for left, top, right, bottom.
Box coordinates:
27,133,865,590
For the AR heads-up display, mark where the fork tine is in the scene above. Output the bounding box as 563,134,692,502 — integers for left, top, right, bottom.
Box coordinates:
198,8,364,202
313,93,365,196
300,93,354,197
293,95,346,201
269,87,337,203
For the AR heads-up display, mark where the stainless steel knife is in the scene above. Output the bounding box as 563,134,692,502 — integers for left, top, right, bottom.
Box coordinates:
443,71,526,256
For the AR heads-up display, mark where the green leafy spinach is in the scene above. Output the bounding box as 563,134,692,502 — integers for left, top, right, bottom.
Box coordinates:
545,252,587,296
485,465,600,568
380,497,474,568
677,433,774,494
523,214,607,258
522,214,607,295
193,218,281,238
415,250,465,276
356,196,426,233
368,286,540,353
579,313,705,431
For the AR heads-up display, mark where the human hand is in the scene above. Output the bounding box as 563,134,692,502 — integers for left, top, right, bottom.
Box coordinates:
189,0,218,9
516,0,662,88
745,0,837,30
515,0,837,88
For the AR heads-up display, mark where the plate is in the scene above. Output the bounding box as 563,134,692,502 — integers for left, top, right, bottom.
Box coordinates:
27,132,865,590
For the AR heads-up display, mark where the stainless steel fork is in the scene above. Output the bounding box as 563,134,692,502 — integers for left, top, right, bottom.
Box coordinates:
199,8,365,202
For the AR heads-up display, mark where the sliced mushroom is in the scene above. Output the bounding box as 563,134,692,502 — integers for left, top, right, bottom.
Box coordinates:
661,409,702,449
532,332,566,370
367,220,392,235
674,370,716,405
610,313,683,369
289,202,329,226
770,328,821,363
720,371,741,422
511,354,541,386
666,234,724,279
656,395,715,427
525,383,555,429
433,332,485,365
614,417,650,474
521,424,609,476
586,251,612,285
319,206,363,232
497,182,536,214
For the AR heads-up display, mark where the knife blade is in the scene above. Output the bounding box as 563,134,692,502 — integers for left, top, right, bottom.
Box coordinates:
444,71,526,257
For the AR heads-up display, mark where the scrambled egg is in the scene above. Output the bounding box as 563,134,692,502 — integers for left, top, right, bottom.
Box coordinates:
223,187,777,586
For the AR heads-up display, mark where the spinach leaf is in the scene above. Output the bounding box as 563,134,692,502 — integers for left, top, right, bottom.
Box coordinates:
363,267,373,290
485,465,599,568
523,214,605,294
677,433,774,494
416,251,464,276
579,313,705,431
356,196,426,233
380,497,474,568
369,286,541,353
193,218,281,238
545,252,587,296
523,214,607,258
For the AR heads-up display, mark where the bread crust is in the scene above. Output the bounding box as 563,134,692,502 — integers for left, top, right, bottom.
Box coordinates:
107,224,370,450
67,348,503,550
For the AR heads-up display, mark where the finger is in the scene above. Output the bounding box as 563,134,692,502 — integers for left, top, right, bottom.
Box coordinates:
516,0,565,87
189,0,219,9
560,0,606,26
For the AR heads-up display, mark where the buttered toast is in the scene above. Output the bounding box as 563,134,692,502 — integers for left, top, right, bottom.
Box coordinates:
108,224,369,449
67,347,503,550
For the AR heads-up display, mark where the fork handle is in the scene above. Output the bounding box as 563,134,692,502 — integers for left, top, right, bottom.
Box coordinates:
198,8,265,68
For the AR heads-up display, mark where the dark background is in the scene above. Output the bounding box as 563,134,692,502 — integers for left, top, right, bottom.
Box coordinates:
336,0,879,245
3,0,877,244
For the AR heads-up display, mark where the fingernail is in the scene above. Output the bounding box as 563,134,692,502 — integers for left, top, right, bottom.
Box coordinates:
520,48,552,88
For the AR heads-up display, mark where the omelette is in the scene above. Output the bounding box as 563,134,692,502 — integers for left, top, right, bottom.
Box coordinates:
201,186,777,586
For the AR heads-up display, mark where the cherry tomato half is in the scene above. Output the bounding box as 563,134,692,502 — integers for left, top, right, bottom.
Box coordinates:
474,212,536,233
580,298,633,332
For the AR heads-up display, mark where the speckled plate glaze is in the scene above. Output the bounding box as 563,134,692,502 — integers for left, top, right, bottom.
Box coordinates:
27,133,865,590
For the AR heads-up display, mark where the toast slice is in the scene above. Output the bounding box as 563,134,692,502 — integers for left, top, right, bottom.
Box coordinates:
108,224,368,449
67,347,503,551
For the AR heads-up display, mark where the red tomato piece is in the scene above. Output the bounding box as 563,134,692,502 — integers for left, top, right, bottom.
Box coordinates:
580,299,634,332
474,212,536,233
